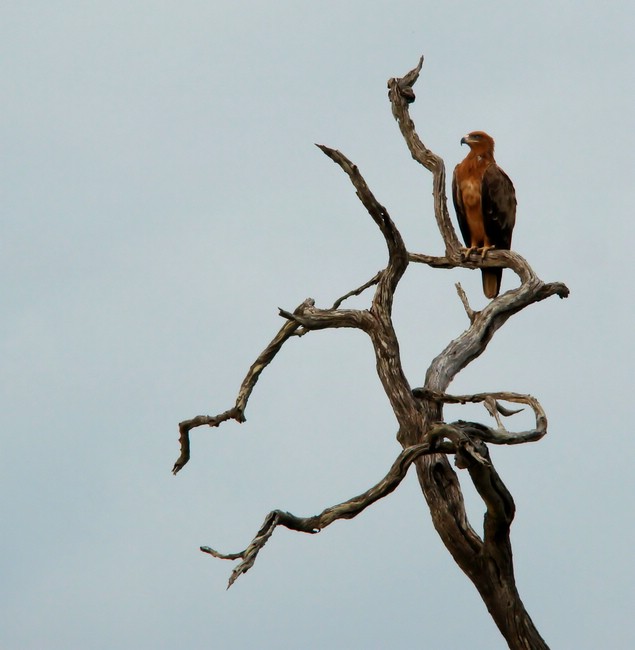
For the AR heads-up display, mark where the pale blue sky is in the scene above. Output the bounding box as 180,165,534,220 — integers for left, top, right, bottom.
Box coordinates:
2,2,634,648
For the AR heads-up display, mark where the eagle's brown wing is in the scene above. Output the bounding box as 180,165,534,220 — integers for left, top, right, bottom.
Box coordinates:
482,164,516,251
478,164,517,298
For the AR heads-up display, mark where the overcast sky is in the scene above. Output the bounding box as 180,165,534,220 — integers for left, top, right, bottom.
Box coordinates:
2,2,634,649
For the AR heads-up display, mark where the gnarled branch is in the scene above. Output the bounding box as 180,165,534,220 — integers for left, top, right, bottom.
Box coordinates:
201,442,433,588
413,389,548,444
173,300,308,474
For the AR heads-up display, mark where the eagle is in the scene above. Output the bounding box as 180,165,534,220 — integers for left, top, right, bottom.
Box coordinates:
452,131,517,299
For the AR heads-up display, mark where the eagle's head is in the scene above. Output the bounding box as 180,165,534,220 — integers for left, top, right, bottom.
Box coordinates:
460,131,495,154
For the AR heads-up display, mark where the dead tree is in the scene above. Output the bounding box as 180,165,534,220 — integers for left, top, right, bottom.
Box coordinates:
172,58,569,650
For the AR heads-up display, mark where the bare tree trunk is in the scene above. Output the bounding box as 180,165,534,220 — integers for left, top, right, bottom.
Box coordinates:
172,57,568,650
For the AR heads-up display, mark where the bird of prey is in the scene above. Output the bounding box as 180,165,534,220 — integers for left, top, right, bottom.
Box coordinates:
452,131,517,299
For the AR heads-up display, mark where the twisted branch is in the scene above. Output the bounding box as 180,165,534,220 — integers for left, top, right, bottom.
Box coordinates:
201,440,442,588
173,300,308,474
413,389,548,444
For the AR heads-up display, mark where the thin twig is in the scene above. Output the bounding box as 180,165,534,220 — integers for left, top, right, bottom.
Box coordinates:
331,271,383,309
455,282,476,322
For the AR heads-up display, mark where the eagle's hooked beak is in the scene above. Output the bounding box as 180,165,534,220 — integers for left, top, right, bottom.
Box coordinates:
460,135,469,146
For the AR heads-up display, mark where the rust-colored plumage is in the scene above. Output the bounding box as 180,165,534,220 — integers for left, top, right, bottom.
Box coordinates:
452,131,517,298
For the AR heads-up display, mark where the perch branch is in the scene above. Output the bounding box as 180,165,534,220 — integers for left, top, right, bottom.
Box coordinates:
410,248,569,299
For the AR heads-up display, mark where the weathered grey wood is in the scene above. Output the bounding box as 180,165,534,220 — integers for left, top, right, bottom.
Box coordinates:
173,57,568,650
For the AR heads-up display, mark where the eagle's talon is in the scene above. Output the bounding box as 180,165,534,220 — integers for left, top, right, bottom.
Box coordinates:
478,245,495,260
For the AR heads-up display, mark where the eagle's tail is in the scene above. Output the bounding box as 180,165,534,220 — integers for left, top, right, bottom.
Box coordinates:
482,268,502,299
